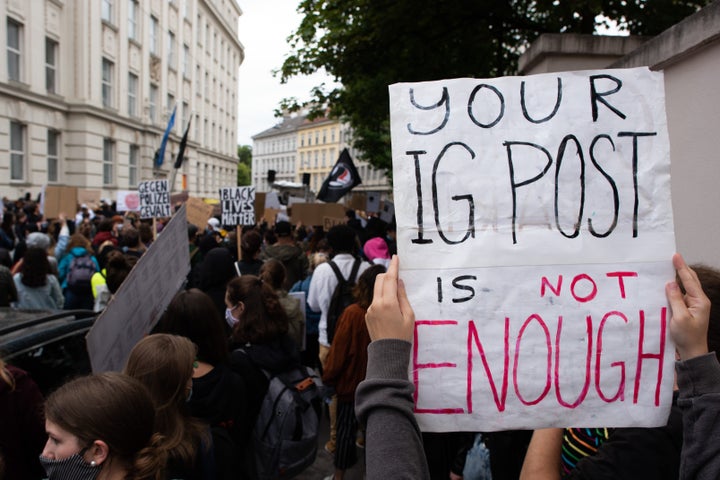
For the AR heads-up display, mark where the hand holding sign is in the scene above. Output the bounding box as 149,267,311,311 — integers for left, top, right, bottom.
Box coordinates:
667,253,711,361
366,255,415,342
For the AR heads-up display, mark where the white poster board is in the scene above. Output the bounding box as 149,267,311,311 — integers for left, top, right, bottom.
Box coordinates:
220,186,255,226
138,179,171,219
389,67,676,432
366,192,381,213
87,205,191,372
116,190,140,212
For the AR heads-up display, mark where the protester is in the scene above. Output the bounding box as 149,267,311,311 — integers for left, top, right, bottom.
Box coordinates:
124,334,216,479
91,219,118,252
0,248,18,307
119,226,146,259
40,372,167,480
235,229,264,276
290,252,328,369
260,258,305,349
0,212,16,250
153,289,250,479
363,236,391,268
58,233,99,310
322,264,386,480
198,247,237,321
262,221,308,290
13,247,63,309
0,357,45,479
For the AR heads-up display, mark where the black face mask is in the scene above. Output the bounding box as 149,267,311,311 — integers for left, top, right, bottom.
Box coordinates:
39,449,101,480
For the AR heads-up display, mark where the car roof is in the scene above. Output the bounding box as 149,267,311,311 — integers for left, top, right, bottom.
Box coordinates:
0,309,97,360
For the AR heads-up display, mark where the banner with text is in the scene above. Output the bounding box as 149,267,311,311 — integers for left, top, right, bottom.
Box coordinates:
389,67,676,432
220,186,255,226
138,180,171,219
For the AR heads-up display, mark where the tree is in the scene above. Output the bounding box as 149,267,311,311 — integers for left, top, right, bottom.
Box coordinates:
279,0,711,172
237,144,252,186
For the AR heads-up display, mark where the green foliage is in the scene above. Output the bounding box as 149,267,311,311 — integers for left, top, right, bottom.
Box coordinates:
237,145,252,186
279,0,711,172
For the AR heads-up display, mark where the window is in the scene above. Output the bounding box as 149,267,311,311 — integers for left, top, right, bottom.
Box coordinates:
149,84,158,123
150,16,159,55
101,58,113,108
204,72,209,97
10,121,25,181
103,138,114,185
101,0,114,23
167,31,176,69
129,145,139,186
331,128,336,142
183,0,191,18
45,38,58,93
182,101,189,129
47,130,59,183
182,44,190,77
7,19,22,82
128,0,139,41
167,93,174,112
128,73,138,116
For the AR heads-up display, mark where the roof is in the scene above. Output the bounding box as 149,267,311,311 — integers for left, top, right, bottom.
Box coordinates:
252,114,308,140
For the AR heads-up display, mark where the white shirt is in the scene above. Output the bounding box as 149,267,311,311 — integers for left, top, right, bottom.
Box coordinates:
308,253,370,346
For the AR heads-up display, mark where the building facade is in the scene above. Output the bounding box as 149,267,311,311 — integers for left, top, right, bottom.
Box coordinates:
0,0,243,202
252,113,390,197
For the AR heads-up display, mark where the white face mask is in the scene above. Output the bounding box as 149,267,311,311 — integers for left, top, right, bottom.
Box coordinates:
225,307,239,328
39,450,101,480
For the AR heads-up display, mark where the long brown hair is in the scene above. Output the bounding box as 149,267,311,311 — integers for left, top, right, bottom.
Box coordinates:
353,265,386,309
44,372,167,480
226,275,289,344
124,334,206,470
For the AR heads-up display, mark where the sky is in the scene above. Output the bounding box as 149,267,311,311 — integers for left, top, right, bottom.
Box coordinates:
235,1,334,146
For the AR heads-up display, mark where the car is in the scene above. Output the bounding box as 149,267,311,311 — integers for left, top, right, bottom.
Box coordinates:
0,308,97,395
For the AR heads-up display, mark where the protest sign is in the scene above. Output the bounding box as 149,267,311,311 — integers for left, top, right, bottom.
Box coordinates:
220,186,255,226
290,203,346,227
138,179,171,219
77,189,102,210
116,190,140,212
389,67,676,432
41,185,78,218
379,201,394,224
186,196,214,229
87,205,190,372
366,192,381,213
348,193,367,211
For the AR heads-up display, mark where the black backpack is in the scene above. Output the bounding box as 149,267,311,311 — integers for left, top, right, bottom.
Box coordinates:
326,258,361,344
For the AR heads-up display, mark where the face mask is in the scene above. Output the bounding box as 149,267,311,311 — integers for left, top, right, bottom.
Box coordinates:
39,451,101,480
225,307,239,328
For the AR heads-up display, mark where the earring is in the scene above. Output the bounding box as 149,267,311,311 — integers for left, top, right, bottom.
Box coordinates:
91,460,97,467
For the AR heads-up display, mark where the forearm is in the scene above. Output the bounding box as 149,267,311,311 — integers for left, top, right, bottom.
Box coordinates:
356,339,429,480
520,428,563,480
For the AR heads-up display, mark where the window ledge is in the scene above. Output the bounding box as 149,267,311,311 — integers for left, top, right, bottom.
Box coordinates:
101,20,118,32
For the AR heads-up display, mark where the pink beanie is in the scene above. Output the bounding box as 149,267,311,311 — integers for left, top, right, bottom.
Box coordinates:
363,237,390,261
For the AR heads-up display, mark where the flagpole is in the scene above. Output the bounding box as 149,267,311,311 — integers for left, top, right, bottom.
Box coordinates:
169,114,193,195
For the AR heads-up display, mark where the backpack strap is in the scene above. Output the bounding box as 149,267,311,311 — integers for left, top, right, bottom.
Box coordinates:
348,258,361,283
328,258,361,283
328,260,344,283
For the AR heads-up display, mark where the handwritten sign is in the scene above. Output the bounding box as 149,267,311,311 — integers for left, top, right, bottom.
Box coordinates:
87,205,190,372
185,196,214,229
220,186,255,226
389,67,676,432
138,180,171,219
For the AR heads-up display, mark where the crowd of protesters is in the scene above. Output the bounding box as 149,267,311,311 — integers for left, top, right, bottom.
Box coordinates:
3,194,720,480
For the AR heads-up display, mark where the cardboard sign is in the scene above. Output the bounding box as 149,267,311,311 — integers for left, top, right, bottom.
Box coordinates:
41,185,78,219
379,201,395,224
87,205,191,372
389,68,676,432
263,208,280,225
255,192,267,222
138,180,171,219
323,216,346,231
116,190,140,212
348,193,367,211
290,203,346,227
366,192,381,213
185,196,214,229
220,186,255,226
77,189,102,210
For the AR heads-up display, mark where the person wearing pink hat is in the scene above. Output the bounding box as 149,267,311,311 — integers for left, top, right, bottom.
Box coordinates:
363,237,390,269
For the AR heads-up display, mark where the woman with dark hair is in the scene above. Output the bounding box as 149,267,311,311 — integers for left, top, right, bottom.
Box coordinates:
322,264,386,480
124,334,214,479
58,233,99,310
153,289,249,479
198,247,237,321
226,275,305,475
13,247,63,309
260,258,305,348
40,372,169,480
234,230,264,276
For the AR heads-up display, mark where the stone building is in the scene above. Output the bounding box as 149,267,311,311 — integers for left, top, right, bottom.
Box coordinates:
0,0,243,201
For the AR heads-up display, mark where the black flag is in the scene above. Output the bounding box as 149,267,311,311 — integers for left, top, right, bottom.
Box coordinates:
316,148,362,202
173,117,192,169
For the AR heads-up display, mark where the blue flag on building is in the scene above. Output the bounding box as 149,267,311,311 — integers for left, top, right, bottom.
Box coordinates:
155,104,176,168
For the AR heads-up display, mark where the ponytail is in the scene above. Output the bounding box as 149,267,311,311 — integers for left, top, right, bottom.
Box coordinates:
131,433,168,480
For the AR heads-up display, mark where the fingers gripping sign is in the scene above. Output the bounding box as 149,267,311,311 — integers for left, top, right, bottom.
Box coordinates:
666,253,711,361
366,255,416,342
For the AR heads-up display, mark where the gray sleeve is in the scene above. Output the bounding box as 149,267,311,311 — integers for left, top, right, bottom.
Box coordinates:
355,339,430,480
676,353,720,480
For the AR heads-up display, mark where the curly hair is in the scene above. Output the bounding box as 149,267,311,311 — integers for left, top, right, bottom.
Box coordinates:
226,275,289,344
